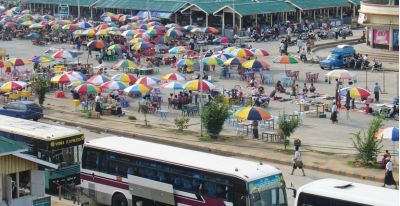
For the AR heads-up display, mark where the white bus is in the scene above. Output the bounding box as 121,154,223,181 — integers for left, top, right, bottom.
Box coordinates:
0,115,85,193
80,136,288,206
294,178,399,206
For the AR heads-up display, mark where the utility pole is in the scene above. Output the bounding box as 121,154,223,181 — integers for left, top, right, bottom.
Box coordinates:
77,0,80,19
199,46,204,137
232,0,235,34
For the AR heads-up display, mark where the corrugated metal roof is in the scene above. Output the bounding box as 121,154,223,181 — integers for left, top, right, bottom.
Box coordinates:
234,1,296,16
94,0,188,12
287,0,351,10
0,136,27,156
25,0,97,7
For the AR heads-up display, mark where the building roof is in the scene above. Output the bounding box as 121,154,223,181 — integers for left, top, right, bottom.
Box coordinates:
0,136,27,156
25,0,98,7
95,0,188,12
287,0,350,10
86,136,282,181
234,1,296,16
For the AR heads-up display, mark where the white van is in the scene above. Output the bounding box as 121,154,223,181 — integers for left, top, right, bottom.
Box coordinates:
294,178,398,206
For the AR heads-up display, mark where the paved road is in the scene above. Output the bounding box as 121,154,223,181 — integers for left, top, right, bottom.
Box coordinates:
40,119,389,206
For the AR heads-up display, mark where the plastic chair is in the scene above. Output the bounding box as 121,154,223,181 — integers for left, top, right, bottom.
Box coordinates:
280,74,291,87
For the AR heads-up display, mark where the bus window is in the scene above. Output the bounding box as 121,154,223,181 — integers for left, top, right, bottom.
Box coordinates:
84,149,101,171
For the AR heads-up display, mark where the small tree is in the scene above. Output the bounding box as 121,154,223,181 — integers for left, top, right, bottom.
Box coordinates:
32,76,49,106
174,116,190,132
352,117,383,166
139,104,149,126
201,102,230,139
277,117,300,150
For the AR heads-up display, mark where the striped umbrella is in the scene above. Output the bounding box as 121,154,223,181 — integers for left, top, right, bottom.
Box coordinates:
67,80,85,89
124,84,152,95
234,106,272,121
176,59,194,67
223,47,236,54
326,69,355,80
114,59,136,69
82,29,97,37
87,75,110,86
375,127,399,141
121,30,136,37
212,53,232,62
96,23,109,30
31,56,55,63
224,57,245,66
87,40,106,49
62,24,82,31
273,55,300,64
169,46,187,54
29,23,43,29
52,50,78,59
201,57,224,66
112,73,137,85
230,48,254,58
165,28,183,39
100,81,127,90
132,42,154,51
107,44,124,52
7,58,32,66
67,71,87,80
51,73,79,84
77,21,93,29
0,81,26,92
339,87,370,99
183,80,215,91
250,48,270,56
213,36,230,45
161,81,183,90
136,76,160,86
242,59,270,70
182,25,195,31
162,73,185,81
74,83,100,95
165,23,180,29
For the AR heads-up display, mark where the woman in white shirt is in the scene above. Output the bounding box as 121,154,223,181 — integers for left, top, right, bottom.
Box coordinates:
291,146,306,176
330,102,338,124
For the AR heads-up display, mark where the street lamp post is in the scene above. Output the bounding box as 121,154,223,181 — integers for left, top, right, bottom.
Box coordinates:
77,0,80,19
199,46,204,136
232,0,235,34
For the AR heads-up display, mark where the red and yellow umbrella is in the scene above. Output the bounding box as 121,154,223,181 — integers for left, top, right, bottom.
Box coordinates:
74,83,100,95
0,60,12,69
224,57,245,66
183,80,215,91
51,73,79,84
340,87,371,98
242,59,270,70
0,81,27,92
111,73,137,85
7,58,32,66
250,48,270,56
230,48,254,58
162,73,185,81
234,106,272,121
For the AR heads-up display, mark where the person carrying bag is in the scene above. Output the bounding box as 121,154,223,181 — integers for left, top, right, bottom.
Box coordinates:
291,146,306,176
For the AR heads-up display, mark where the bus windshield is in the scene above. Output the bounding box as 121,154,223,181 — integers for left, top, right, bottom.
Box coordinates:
248,174,287,206
326,54,338,60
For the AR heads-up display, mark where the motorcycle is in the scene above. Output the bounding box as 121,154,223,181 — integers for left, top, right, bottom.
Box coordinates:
371,60,383,72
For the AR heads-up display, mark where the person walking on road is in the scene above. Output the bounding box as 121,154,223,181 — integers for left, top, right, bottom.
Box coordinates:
383,157,398,189
291,146,305,176
330,101,338,124
373,82,382,103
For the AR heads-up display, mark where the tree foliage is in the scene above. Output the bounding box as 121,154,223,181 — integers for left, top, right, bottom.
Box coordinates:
277,117,300,149
174,116,190,132
352,117,383,166
201,102,230,139
32,76,49,106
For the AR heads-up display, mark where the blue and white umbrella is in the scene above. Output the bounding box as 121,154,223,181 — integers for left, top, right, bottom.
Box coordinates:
376,127,399,141
77,22,93,29
160,81,183,90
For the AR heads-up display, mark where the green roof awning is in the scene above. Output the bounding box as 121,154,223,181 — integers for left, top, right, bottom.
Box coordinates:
234,1,296,16
288,0,351,10
348,0,362,4
95,0,188,12
25,0,97,7
0,136,27,156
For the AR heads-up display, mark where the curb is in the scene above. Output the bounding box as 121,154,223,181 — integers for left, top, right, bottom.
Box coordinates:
43,115,385,183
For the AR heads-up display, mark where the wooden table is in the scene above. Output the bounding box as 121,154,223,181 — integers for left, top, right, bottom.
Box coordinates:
262,130,281,142
315,103,325,117
238,121,252,136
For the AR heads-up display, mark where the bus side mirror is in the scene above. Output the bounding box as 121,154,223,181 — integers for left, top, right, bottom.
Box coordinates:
287,182,297,198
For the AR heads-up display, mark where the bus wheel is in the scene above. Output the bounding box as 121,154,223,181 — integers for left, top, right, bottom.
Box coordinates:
112,193,128,206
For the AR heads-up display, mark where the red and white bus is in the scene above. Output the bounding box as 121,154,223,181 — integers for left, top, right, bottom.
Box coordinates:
80,136,288,206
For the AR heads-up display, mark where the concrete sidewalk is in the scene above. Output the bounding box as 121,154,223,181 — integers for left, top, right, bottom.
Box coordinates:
42,95,398,184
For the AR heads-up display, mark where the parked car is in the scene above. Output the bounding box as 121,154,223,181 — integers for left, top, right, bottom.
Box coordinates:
320,45,356,70
0,101,43,121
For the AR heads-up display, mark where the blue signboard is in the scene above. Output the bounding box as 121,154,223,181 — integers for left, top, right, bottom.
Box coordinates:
32,196,51,206
393,29,398,47
248,174,284,194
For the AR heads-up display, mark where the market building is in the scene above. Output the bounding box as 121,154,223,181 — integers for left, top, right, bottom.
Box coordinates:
359,0,399,51
0,137,50,206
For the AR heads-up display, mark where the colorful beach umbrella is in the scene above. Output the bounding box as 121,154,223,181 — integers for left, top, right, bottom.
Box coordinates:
67,80,85,89
100,81,127,90
234,106,272,121
107,44,123,52
182,25,195,31
62,24,81,31
31,56,55,63
0,81,26,92
112,73,137,85
28,22,43,29
74,83,100,95
223,47,236,54
67,71,87,80
212,53,232,62
230,48,254,58
50,73,78,84
326,69,355,80
130,38,146,45
242,59,270,70
273,55,300,64
124,84,152,95
165,28,183,39
165,23,180,29
136,76,160,86
87,40,106,49
82,29,96,37
176,59,194,67
160,81,183,90
77,21,93,29
213,36,230,45
224,57,245,66
121,30,136,37
87,75,110,86
132,42,154,51
375,127,399,141
52,50,78,59
183,80,215,91
7,58,32,66
339,87,370,99
162,73,185,81
201,57,224,66
114,59,136,69
0,60,12,69
250,48,270,56
169,46,187,54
